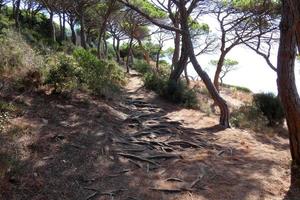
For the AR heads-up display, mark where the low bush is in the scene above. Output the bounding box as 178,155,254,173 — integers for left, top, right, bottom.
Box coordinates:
44,54,79,93
230,104,268,130
230,92,285,129
73,48,126,97
144,72,199,109
253,93,285,126
133,59,151,74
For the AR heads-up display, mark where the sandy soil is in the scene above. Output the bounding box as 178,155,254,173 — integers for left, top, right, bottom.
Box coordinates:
0,73,298,200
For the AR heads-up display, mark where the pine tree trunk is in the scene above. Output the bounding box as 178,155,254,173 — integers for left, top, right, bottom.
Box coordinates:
70,20,76,45
180,3,230,127
14,0,21,30
49,11,56,42
80,13,87,49
277,0,300,166
213,53,226,92
126,36,134,73
184,63,190,85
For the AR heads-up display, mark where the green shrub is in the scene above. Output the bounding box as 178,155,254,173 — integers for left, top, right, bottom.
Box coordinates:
230,104,268,129
161,80,198,108
143,72,165,91
0,14,12,31
133,59,151,74
144,72,199,108
45,54,79,93
73,48,125,97
253,93,285,126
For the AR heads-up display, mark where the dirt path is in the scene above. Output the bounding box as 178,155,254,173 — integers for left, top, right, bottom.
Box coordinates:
0,73,297,200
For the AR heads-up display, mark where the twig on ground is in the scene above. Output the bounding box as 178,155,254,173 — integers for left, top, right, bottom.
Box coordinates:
167,140,202,148
165,178,184,182
118,153,158,165
86,192,98,200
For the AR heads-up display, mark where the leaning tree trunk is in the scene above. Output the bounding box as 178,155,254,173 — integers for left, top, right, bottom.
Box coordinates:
180,4,230,128
213,53,226,92
188,43,230,128
277,0,300,166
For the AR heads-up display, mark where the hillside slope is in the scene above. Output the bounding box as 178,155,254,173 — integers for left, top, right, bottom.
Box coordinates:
0,73,296,200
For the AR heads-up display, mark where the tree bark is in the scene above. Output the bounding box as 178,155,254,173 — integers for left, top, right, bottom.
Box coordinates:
126,36,134,73
171,12,180,71
70,19,77,45
184,63,190,85
137,39,150,64
59,13,63,41
49,11,56,42
62,12,66,41
80,13,87,49
14,0,21,30
213,53,226,92
156,46,162,72
113,37,121,63
277,0,300,166
180,2,230,127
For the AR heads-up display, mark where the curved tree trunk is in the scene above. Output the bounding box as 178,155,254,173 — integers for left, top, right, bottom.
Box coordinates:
188,45,230,128
213,53,226,92
277,0,300,166
180,3,230,128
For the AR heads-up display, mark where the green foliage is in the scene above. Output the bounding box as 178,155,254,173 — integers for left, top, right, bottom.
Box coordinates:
143,72,165,91
0,13,12,31
230,104,268,129
131,0,167,18
73,48,126,97
0,29,43,78
253,93,285,126
45,54,79,93
0,101,17,113
231,92,285,129
223,83,252,93
133,59,151,74
210,59,238,67
144,72,199,109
